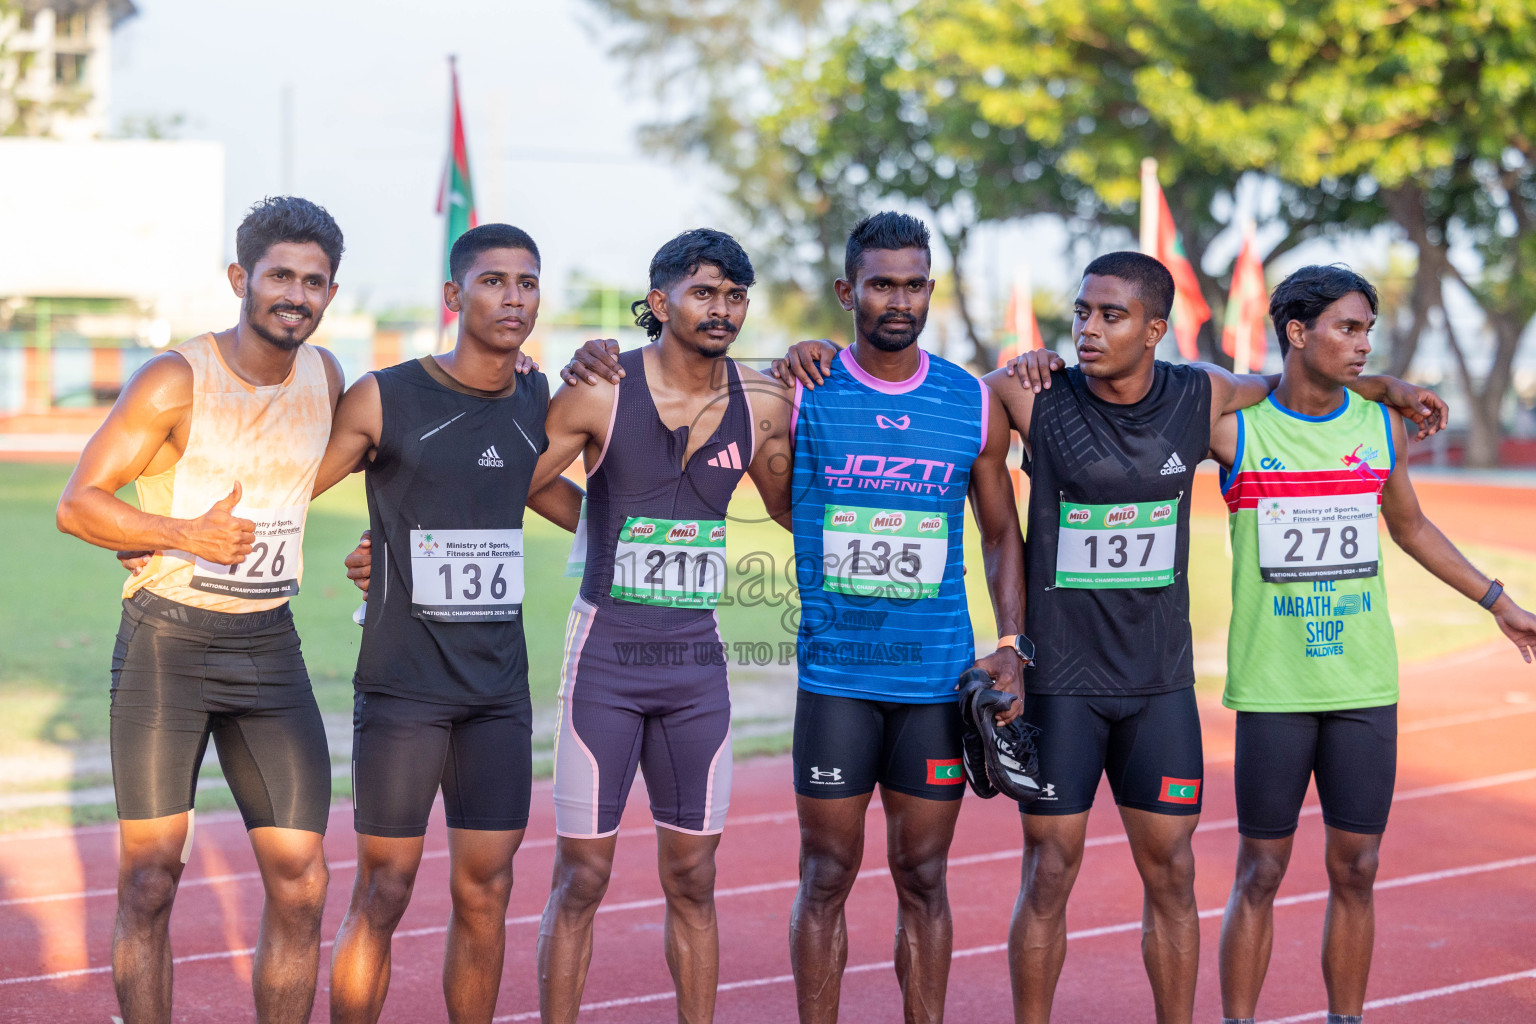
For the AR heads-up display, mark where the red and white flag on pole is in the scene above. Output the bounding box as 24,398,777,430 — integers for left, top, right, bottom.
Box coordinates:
1221,225,1269,375
997,266,1043,367
1140,158,1211,360
438,57,478,340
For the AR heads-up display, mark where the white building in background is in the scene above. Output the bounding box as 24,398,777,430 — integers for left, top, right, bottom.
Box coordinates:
0,1,137,139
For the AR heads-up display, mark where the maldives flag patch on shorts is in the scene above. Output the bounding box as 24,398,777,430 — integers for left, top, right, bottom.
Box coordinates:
927,759,964,785
1158,777,1201,804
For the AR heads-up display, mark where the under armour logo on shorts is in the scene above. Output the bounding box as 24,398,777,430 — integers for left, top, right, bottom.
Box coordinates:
809,766,842,783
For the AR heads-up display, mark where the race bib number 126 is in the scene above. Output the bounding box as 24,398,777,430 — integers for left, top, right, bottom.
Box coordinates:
189,505,304,598
1055,497,1179,589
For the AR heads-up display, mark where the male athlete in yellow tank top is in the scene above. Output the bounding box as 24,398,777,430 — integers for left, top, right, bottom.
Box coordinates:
58,197,347,1024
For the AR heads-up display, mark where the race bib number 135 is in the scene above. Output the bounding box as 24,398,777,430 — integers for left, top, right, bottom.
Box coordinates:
1055,497,1179,589
821,505,948,599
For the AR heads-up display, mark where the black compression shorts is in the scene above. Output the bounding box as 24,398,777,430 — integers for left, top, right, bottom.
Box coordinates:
1022,688,1204,816
109,591,330,833
352,690,533,837
1234,704,1397,840
792,689,965,801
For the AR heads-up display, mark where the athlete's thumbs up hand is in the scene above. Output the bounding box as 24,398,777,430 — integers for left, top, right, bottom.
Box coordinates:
344,530,373,594
183,482,256,565
1491,594,1536,664
973,649,1025,724
1005,348,1066,394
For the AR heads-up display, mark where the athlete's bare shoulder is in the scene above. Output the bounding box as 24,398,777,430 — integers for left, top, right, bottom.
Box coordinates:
549,372,617,437
981,365,1038,444
118,349,194,422
311,344,347,408
735,361,793,432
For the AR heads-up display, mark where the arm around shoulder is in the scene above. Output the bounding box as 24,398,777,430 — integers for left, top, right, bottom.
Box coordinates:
311,372,382,498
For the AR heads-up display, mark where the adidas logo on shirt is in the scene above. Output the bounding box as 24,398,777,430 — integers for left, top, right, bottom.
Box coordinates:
478,445,504,468
706,441,743,470
1159,452,1186,476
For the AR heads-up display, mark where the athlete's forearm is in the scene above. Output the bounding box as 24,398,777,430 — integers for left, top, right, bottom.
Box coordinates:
1345,374,1400,405
1390,513,1497,604
528,475,584,532
1215,368,1280,414
57,486,191,552
970,486,1025,634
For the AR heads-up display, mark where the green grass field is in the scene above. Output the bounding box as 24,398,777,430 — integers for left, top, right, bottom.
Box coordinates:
4,460,1534,830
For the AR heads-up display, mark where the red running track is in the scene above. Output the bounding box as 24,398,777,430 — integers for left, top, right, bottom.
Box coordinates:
1,633,1534,1023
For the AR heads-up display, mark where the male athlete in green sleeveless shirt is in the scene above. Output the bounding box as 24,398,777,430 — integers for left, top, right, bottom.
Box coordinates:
1210,265,1536,1024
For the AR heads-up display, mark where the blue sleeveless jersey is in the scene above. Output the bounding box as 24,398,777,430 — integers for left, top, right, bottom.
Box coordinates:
791,347,987,703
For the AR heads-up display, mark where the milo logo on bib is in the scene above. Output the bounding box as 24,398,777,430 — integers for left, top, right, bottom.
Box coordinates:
870,511,906,532
1066,508,1092,525
667,522,699,543
624,522,657,541
1103,505,1138,527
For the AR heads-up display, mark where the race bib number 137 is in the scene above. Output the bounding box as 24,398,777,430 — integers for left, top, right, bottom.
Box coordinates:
1055,497,1179,589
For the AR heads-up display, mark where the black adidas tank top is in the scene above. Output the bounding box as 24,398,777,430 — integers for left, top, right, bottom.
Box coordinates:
1024,362,1211,696
355,357,549,704
580,347,753,628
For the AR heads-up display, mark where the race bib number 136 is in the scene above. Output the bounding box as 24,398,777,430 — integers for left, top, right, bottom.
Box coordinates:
410,528,524,621
1055,497,1179,589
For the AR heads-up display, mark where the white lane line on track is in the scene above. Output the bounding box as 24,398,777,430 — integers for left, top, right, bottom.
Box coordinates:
6,802,1535,993
0,808,804,908
5,761,1533,913
9,737,1534,912
1259,967,1536,1023
7,696,1531,846
488,855,1536,1022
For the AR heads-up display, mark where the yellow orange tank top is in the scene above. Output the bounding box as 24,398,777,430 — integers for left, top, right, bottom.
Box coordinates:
124,333,332,613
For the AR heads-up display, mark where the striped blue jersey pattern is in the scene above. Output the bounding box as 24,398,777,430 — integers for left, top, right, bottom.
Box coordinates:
791,347,986,702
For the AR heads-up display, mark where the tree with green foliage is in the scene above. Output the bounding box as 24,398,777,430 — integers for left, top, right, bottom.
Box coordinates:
593,0,1535,463
912,0,1536,465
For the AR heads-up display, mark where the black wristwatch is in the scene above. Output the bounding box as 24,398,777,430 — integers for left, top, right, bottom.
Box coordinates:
997,633,1036,666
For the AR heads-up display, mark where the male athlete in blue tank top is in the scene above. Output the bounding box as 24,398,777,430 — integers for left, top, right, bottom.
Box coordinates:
775,213,1026,1024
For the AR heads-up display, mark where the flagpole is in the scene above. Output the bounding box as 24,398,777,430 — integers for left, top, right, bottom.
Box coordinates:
438,55,458,353
1140,158,1158,254
1013,265,1032,350
1233,219,1255,376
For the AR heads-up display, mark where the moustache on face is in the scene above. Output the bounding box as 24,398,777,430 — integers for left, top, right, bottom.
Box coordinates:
878,312,916,327
268,303,314,320
697,318,738,335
